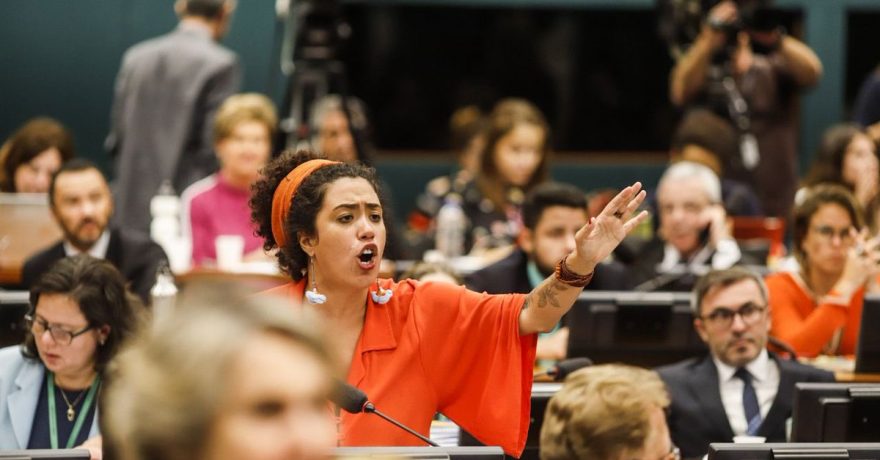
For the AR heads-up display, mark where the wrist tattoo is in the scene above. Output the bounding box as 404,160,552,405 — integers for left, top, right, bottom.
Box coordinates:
528,278,568,309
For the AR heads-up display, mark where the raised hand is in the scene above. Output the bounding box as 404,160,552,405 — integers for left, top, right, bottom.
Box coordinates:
839,228,880,295
567,182,649,274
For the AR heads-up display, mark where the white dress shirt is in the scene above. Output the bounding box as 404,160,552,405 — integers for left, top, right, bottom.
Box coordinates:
659,238,742,275
713,349,780,436
63,230,111,259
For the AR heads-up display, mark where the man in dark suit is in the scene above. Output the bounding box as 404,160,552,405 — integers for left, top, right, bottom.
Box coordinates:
466,182,627,360
107,0,241,236
22,160,168,304
628,161,746,292
657,267,834,459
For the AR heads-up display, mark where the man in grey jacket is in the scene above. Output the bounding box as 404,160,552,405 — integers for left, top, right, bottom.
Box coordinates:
107,0,241,236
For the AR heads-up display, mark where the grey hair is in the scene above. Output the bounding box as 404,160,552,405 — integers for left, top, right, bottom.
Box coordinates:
658,161,722,204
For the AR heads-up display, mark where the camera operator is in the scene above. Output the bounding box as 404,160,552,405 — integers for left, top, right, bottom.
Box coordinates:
669,0,822,219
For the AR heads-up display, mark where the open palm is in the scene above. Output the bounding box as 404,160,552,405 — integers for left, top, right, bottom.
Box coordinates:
574,182,648,267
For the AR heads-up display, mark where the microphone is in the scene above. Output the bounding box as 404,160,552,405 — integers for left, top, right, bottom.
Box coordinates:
534,357,594,381
333,381,439,447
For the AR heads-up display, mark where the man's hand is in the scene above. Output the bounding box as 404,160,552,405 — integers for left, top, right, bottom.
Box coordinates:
702,203,733,247
702,0,738,51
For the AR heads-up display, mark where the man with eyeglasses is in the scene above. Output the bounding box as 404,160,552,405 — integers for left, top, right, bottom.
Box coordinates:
656,267,834,459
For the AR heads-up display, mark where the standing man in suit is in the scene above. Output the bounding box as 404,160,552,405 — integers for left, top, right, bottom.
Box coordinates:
466,182,627,361
107,0,241,236
22,160,168,304
657,267,834,459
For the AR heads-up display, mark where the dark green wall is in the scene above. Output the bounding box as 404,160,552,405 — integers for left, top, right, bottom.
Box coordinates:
3,0,880,203
0,0,280,176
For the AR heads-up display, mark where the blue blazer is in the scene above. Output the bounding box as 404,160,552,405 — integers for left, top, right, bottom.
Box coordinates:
0,346,100,449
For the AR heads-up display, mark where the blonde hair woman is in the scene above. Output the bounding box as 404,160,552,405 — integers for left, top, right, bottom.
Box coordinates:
103,284,336,460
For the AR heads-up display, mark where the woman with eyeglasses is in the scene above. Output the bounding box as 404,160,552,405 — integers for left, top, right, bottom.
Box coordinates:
0,254,144,454
766,184,880,357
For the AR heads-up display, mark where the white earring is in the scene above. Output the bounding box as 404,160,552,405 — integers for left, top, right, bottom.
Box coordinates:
370,280,393,304
305,258,326,305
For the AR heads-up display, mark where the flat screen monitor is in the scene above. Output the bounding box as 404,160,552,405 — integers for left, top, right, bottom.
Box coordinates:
0,290,30,348
855,294,880,373
334,446,504,459
565,291,706,367
791,382,880,442
0,449,90,459
459,382,561,460
708,443,880,460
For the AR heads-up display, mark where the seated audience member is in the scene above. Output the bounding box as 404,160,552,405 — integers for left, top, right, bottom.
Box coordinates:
467,182,627,361
103,284,336,460
309,94,408,262
767,185,880,357
22,159,168,303
0,255,143,453
181,93,277,267
657,267,834,460
407,106,487,248
629,161,744,291
407,98,552,257
400,260,463,285
802,123,880,231
0,117,75,193
540,364,677,460
670,109,762,217
249,149,647,456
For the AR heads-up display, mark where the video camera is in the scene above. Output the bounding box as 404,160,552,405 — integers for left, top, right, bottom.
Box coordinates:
658,0,782,59
707,0,784,57
289,0,349,63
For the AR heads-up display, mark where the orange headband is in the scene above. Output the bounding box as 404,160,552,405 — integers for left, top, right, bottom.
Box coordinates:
270,159,341,248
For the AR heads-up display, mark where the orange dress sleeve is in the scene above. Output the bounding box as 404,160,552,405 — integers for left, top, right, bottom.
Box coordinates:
766,272,856,357
411,281,537,457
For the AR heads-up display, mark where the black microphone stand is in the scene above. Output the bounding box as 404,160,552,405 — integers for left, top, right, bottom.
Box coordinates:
362,402,440,447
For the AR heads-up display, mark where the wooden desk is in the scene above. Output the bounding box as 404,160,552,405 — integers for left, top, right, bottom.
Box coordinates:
0,193,61,285
833,371,880,382
799,356,880,382
175,268,289,293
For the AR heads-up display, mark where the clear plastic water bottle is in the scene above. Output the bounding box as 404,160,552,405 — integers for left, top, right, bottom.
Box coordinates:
150,181,180,249
150,261,178,326
150,180,190,273
435,194,466,260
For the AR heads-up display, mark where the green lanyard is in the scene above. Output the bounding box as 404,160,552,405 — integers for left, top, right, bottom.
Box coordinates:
47,372,101,449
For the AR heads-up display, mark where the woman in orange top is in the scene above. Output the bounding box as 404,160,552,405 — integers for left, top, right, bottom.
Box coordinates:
767,184,880,357
249,149,647,457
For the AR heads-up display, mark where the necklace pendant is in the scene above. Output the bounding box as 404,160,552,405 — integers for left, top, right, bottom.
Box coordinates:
67,407,75,422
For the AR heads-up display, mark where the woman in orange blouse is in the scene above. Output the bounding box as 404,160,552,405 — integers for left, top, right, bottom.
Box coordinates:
767,184,880,357
249,149,647,457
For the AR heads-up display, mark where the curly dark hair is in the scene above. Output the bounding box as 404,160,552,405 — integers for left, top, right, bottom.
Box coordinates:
250,149,382,280
23,254,145,372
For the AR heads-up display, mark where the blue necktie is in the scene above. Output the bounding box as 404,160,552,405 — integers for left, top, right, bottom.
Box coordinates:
735,367,762,435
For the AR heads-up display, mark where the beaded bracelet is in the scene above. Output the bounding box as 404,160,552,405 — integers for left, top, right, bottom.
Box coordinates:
554,255,594,288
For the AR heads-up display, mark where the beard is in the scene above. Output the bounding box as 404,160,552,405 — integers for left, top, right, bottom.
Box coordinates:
63,218,106,251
